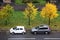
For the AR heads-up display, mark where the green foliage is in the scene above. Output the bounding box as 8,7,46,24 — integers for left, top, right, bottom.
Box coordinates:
37,0,46,5
15,0,23,5
32,0,39,3
0,11,60,30
0,3,60,30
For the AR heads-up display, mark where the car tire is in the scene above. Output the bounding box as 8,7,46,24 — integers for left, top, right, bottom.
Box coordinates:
45,32,48,34
22,32,25,35
34,32,37,35
11,32,15,34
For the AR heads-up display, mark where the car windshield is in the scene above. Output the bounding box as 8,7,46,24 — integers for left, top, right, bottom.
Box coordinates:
13,27,17,30
40,25,44,27
35,26,39,29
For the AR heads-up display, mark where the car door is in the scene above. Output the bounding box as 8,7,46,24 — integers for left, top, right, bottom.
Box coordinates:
37,28,42,33
38,28,45,33
19,28,23,33
38,27,48,33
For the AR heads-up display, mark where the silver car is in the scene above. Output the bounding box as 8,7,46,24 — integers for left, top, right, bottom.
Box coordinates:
31,24,51,34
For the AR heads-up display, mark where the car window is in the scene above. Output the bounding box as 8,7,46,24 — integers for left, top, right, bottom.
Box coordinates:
16,28,19,30
39,28,48,29
20,28,23,30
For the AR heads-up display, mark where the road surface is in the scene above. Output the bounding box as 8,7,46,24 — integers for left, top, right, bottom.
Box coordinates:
8,31,60,40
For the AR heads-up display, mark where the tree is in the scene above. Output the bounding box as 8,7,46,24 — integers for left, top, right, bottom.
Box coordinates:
0,4,14,25
23,3,38,25
40,3,58,25
0,4,14,18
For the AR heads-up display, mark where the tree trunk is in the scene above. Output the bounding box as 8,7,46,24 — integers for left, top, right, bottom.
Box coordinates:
48,17,50,25
28,16,30,25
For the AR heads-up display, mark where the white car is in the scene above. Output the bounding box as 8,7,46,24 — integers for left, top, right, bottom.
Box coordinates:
9,26,26,34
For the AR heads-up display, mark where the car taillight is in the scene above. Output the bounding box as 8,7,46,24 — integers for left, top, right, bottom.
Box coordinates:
48,27,50,30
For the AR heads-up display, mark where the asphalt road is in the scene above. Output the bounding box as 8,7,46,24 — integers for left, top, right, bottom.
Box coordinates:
8,31,60,40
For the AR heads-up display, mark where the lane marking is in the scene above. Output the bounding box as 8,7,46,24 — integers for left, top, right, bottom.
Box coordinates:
8,38,36,40
44,38,60,40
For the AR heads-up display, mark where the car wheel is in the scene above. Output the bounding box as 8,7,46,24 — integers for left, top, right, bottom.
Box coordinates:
34,32,37,35
45,32,48,34
11,32,15,34
22,32,25,35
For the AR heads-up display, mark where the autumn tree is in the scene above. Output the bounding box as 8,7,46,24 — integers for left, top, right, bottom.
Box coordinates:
0,4,14,25
40,3,58,25
0,4,14,18
24,3,38,25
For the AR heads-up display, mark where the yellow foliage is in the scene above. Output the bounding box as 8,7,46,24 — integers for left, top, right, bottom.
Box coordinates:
0,4,13,19
24,3,38,20
40,3,58,19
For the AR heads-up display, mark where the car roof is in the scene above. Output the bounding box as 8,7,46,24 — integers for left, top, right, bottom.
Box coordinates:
39,24,49,28
16,26,24,28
